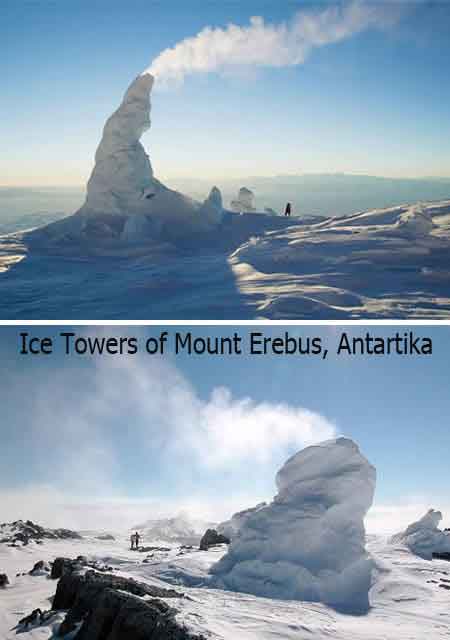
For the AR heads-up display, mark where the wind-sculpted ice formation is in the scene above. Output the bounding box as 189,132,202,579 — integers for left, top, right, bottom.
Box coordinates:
230,187,256,213
211,438,376,613
83,73,156,216
390,509,450,559
217,502,267,540
30,73,223,246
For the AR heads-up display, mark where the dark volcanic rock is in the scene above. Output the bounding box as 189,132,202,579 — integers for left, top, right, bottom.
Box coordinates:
51,556,113,579
53,570,182,612
18,608,59,630
51,557,76,580
0,573,9,587
19,608,43,628
52,570,202,639
29,560,51,576
199,528,230,551
433,552,450,561
0,519,81,546
63,588,204,639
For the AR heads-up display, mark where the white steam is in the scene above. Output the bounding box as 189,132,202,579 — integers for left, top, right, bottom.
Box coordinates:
5,346,337,484
147,1,402,84
0,341,336,528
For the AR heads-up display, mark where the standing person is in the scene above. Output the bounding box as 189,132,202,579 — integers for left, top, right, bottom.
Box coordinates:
285,202,292,217
130,533,135,550
135,531,140,550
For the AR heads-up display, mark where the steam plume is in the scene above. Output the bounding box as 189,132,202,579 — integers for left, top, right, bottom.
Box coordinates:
147,1,402,84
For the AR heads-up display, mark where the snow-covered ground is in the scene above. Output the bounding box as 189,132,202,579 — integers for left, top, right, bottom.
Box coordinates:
1,200,450,318
2,531,450,639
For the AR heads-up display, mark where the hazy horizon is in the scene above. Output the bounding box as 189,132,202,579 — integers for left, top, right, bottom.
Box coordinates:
3,171,450,190
2,173,450,235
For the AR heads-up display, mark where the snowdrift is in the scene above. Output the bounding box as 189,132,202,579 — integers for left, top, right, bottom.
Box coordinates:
390,509,450,559
230,199,450,319
211,437,376,612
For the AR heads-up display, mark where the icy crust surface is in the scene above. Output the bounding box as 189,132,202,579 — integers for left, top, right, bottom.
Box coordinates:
390,509,450,559
211,437,376,612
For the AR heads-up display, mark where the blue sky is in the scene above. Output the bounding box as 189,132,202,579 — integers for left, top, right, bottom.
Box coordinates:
0,325,449,532
1,0,450,186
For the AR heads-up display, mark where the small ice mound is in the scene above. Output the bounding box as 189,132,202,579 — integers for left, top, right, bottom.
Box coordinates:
230,187,256,213
199,186,225,226
211,437,376,613
395,204,434,236
204,186,223,210
390,509,450,560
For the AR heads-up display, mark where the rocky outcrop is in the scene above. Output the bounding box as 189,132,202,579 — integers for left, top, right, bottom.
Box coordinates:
18,608,58,630
433,552,450,561
0,519,81,546
0,573,9,587
199,529,230,551
53,570,182,612
60,588,204,640
29,560,51,576
51,556,113,579
51,557,76,580
52,570,202,639
95,533,115,541
0,520,81,545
